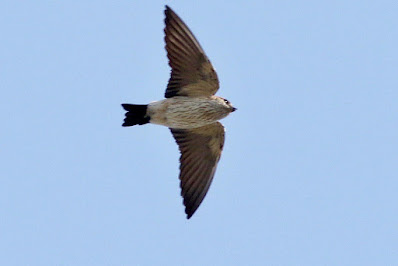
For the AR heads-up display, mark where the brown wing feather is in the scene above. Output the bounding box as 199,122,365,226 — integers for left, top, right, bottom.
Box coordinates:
164,6,219,98
170,122,225,218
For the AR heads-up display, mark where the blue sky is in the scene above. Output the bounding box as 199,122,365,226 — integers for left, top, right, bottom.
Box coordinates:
1,1,397,265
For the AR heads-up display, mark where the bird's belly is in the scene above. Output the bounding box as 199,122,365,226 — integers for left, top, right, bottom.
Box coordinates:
165,105,218,129
165,100,221,128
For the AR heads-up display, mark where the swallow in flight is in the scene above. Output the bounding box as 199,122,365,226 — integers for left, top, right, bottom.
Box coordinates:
122,6,236,218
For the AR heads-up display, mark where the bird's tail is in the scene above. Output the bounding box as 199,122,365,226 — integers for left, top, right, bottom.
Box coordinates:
121,104,150,127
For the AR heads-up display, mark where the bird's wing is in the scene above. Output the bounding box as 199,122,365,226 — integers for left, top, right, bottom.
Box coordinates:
164,6,219,98
170,122,225,218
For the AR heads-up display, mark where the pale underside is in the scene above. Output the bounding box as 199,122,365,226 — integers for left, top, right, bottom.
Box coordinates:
147,96,230,129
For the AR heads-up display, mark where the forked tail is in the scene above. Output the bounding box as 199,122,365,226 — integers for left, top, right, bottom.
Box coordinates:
121,104,150,126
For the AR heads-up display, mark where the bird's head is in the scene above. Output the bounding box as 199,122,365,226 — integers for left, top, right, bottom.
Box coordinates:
219,97,237,113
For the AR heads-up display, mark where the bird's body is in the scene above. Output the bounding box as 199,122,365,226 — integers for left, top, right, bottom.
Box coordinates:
122,6,236,219
147,96,233,129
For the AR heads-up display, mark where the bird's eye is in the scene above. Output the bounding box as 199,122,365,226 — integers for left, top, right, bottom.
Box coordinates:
224,99,230,105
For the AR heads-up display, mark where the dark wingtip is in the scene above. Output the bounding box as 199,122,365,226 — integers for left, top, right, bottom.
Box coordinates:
165,5,178,21
185,205,196,219
165,5,172,17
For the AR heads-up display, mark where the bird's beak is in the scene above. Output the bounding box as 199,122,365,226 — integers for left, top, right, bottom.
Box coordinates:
231,107,237,112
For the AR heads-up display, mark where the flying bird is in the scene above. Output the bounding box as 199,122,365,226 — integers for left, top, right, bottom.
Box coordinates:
122,6,236,219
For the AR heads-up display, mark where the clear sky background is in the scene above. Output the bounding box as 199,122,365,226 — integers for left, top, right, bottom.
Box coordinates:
1,1,397,265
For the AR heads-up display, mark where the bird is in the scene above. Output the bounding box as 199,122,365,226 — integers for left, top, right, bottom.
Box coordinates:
121,5,236,219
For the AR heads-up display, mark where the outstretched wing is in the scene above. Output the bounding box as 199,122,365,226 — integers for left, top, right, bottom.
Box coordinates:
170,122,225,219
164,6,219,98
